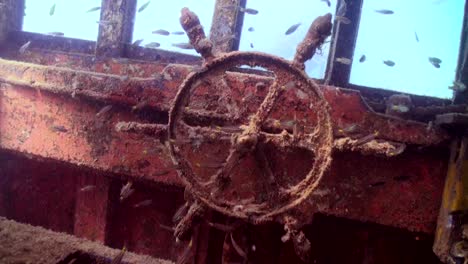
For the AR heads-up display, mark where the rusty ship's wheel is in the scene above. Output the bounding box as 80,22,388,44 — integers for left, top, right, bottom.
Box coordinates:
167,8,333,225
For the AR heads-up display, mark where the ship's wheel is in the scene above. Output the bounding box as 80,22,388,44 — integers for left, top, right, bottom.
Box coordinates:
168,9,333,223
167,7,334,262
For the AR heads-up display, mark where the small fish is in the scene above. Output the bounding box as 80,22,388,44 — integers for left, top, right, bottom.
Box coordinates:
172,203,188,223
390,104,410,113
240,7,258,15
248,27,254,32
375,9,394,14
321,0,331,7
449,81,466,92
355,131,379,145
336,57,352,65
145,42,160,48
49,3,56,16
369,181,385,187
222,5,258,15
159,224,175,232
337,0,347,16
428,57,442,64
195,162,223,169
230,233,247,258
429,57,442,65
359,55,366,62
285,23,301,35
132,39,144,46
47,32,64,36
388,143,406,156
96,105,112,117
172,42,194,50
152,29,170,36
120,181,134,202
111,247,126,264
97,20,115,26
171,31,185,35
338,124,358,134
80,185,96,192
250,43,254,48
206,221,235,232
221,5,239,11
133,199,152,208
177,239,193,264
428,57,441,68
51,125,68,133
19,41,31,54
335,16,351,24
383,60,395,67
415,32,419,42
86,6,101,13
153,170,170,176
131,100,148,112
138,1,150,13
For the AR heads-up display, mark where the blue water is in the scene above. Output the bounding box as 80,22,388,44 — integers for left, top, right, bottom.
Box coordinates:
22,0,465,99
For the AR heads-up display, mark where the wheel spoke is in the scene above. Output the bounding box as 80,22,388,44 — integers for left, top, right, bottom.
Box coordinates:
173,122,243,144
249,80,283,130
259,130,321,152
204,147,246,190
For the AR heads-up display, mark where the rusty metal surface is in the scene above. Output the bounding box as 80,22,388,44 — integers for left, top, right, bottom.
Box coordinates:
209,0,246,54
74,172,113,243
293,13,332,70
4,31,202,66
0,216,172,264
341,83,453,118
180,8,215,61
106,181,186,261
0,35,452,236
0,4,458,262
8,31,96,55
0,150,77,234
0,57,449,145
0,150,185,261
305,148,447,233
0,85,182,186
96,0,136,57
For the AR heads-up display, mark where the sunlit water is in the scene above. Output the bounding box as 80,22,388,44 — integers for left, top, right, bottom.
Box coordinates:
22,0,464,99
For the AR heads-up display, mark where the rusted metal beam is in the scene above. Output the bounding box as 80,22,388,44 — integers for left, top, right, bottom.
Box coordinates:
1,31,202,67
0,0,24,44
325,0,363,86
7,31,96,55
96,0,137,57
0,55,452,233
209,0,246,54
0,217,170,263
0,58,449,145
